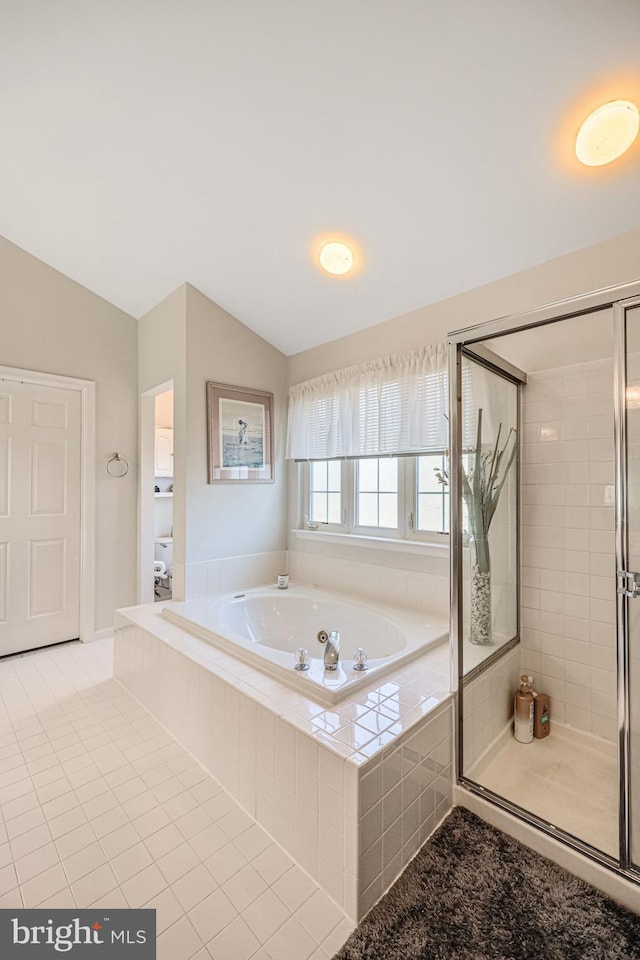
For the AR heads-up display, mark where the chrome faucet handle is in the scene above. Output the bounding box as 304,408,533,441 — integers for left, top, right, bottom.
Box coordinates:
294,647,310,671
353,647,368,671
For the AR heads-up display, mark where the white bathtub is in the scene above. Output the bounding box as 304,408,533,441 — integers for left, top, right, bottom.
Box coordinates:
161,583,448,704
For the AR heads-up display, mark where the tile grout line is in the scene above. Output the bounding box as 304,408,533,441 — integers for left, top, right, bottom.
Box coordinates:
0,638,354,958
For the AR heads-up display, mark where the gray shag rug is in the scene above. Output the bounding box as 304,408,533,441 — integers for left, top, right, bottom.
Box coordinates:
334,807,640,960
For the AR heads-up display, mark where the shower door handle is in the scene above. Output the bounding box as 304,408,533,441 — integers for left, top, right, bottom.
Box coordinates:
617,570,640,598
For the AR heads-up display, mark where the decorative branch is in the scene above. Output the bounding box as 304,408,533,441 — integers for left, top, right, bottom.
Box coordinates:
434,408,517,573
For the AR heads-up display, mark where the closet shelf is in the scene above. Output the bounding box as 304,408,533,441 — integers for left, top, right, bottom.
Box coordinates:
154,492,173,498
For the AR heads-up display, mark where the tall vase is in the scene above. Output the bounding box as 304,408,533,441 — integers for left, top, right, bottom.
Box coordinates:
470,535,492,645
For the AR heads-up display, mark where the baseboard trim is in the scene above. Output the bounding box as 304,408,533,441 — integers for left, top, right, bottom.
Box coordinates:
90,627,113,643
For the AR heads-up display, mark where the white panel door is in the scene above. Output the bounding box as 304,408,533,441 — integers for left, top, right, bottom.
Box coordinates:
154,427,173,476
0,379,81,656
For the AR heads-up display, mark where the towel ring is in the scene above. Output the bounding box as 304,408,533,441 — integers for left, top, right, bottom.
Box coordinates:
107,453,129,478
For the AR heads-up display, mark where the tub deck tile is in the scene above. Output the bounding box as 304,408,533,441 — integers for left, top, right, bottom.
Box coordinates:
114,598,455,921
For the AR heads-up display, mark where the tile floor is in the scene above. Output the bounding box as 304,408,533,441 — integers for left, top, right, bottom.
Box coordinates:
0,637,354,959
471,722,618,856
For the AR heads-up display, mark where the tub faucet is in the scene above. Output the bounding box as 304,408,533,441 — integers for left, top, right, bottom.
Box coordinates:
324,631,340,671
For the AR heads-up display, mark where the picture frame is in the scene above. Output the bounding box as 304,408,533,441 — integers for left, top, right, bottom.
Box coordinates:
206,381,274,483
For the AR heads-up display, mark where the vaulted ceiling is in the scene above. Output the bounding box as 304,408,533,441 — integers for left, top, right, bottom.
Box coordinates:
2,1,640,354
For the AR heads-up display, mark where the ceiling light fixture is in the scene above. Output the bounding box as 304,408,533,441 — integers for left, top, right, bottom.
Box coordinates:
319,241,354,276
575,99,639,166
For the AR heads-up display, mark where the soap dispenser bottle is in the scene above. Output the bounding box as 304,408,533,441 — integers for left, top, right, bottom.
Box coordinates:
514,674,535,743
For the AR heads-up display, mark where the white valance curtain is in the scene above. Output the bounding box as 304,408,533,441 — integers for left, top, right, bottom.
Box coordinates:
286,342,448,460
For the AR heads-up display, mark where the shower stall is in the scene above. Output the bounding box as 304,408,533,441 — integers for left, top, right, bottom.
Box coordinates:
449,281,640,881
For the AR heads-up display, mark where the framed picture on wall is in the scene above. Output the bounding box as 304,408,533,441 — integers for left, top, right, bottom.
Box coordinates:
206,381,274,483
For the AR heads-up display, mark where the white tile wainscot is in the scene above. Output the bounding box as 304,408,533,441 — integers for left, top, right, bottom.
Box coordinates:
463,645,522,773
179,549,288,602
113,601,453,922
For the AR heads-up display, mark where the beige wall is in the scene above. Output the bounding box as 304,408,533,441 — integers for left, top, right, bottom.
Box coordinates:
138,283,288,600
138,285,187,395
138,286,188,598
285,226,640,578
0,235,138,631
184,284,288,563
288,226,640,384
4,223,639,632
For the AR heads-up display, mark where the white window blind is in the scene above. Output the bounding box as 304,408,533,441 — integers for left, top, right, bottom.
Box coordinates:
286,343,448,460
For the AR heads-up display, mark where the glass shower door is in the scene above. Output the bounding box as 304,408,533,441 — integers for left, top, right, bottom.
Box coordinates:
460,352,519,677
459,311,619,859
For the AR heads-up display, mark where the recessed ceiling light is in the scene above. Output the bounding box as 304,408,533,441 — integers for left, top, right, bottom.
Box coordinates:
319,241,354,276
575,99,639,166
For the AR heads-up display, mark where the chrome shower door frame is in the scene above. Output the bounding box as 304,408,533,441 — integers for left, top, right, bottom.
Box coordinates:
614,294,640,872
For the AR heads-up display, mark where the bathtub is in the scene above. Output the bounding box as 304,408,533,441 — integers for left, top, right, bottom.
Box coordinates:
161,583,448,704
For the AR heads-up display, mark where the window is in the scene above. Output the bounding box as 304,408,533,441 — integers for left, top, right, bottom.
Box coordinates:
288,343,450,543
308,460,342,526
356,458,398,530
416,454,449,534
302,455,448,541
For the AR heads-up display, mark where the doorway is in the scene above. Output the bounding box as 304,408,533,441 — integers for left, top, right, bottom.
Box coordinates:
153,389,174,601
139,381,174,604
0,365,95,654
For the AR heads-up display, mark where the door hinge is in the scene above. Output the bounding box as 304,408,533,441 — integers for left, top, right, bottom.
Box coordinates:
617,570,640,598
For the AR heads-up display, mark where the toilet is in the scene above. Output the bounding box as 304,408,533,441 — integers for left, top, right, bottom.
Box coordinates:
154,541,173,600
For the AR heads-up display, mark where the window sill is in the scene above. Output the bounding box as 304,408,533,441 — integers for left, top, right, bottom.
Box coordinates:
291,528,449,558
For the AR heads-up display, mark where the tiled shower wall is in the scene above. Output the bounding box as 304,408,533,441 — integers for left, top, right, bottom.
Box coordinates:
520,358,617,742
463,645,522,772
